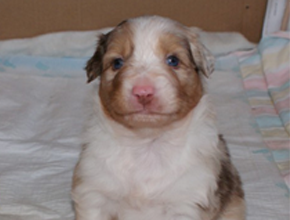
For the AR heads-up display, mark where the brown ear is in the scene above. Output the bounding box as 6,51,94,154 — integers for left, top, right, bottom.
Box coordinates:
187,31,215,77
85,33,110,83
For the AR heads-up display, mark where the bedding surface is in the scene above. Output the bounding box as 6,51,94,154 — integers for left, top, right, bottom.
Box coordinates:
0,30,289,220
237,32,290,189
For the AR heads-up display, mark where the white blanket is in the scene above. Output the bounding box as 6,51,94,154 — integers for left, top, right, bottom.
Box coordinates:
0,31,288,220
0,28,255,57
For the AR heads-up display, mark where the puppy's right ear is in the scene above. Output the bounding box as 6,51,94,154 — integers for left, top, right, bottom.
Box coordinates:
85,33,110,83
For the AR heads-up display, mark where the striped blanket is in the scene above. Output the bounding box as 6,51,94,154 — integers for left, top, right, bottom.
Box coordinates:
238,32,290,189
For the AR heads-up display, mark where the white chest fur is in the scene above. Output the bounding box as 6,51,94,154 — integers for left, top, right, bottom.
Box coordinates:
74,95,221,219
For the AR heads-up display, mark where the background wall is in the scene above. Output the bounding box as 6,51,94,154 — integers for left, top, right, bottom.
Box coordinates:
0,0,267,42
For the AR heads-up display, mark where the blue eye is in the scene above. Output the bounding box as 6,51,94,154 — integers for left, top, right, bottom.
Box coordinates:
113,58,124,70
166,55,179,67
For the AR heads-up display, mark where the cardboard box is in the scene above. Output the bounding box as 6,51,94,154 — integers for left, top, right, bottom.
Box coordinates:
0,0,267,42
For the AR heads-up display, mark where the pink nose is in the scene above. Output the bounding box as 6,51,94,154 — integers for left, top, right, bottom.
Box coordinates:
132,85,155,105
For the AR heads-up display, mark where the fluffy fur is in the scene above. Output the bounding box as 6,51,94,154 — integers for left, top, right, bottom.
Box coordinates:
72,15,245,220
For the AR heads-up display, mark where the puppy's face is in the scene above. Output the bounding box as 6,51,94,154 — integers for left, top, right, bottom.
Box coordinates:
86,16,214,128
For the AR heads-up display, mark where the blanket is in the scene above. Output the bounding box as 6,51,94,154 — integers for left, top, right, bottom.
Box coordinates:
0,30,288,220
238,32,290,189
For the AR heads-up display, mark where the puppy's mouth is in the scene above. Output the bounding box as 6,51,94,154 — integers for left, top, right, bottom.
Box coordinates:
126,108,168,115
111,100,179,121
114,108,177,124
118,109,173,117
122,111,174,127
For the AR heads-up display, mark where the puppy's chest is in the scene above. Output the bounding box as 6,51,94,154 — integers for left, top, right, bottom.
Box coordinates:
106,139,215,202
115,141,181,186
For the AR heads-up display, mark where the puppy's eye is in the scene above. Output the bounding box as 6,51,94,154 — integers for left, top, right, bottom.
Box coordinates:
166,55,179,67
112,58,124,70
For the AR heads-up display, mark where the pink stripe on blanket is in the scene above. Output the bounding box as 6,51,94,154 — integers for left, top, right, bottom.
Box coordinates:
244,78,268,90
271,31,290,39
265,140,290,149
233,49,256,57
252,107,277,115
275,99,290,110
265,67,290,88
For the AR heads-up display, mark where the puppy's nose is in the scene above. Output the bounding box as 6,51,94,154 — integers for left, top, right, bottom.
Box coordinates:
132,85,155,105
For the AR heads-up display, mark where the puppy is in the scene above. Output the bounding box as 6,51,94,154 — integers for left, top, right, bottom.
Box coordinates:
72,15,245,220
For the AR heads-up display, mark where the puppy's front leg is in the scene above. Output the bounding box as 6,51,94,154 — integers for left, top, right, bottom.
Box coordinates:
169,204,202,220
73,192,116,220
74,207,103,220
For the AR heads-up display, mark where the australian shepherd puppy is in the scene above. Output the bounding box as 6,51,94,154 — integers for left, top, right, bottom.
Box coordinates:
72,15,245,220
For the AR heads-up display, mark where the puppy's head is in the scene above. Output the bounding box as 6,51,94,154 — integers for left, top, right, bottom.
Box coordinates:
86,16,214,128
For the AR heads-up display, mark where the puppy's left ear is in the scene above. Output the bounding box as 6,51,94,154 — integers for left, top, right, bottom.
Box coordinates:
85,33,110,83
187,31,215,77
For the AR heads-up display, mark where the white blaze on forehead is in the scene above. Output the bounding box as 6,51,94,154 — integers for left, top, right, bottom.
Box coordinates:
130,16,179,67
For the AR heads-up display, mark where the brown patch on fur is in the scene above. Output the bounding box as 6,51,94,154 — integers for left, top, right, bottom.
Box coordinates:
86,33,109,83
217,136,244,199
157,32,204,117
96,23,135,125
215,136,245,219
85,20,133,83
72,161,82,189
197,136,245,220
110,216,119,220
